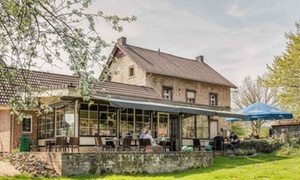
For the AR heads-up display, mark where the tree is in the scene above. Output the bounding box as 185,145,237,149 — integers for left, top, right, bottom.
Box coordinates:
0,0,136,121
232,76,278,136
260,21,300,120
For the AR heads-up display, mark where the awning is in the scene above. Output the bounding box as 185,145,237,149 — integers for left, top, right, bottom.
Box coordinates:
90,95,246,119
49,100,68,108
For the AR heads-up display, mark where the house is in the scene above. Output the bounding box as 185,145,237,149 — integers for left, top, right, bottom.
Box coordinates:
101,37,237,139
0,38,244,152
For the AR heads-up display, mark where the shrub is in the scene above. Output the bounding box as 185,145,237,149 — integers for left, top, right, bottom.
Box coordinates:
276,137,300,156
240,139,283,153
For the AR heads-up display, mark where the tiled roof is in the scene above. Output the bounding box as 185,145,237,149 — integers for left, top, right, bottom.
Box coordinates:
116,43,236,88
0,68,161,106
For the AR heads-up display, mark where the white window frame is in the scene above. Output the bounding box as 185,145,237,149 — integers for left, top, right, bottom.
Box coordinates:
210,93,218,106
22,115,32,133
163,87,173,100
187,90,196,103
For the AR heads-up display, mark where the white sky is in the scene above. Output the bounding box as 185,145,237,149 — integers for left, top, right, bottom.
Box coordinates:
44,0,300,86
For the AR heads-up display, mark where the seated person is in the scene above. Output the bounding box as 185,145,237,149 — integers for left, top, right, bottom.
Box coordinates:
229,132,240,148
214,132,224,150
139,123,150,139
143,129,163,151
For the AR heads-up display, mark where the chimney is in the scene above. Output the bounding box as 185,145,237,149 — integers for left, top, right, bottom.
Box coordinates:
196,55,204,63
117,37,127,45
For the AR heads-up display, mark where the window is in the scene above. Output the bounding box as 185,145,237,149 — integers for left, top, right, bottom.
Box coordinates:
158,113,169,138
182,114,209,139
55,103,75,136
186,90,196,103
55,106,64,136
182,114,195,138
65,103,75,137
135,109,151,134
196,115,209,138
163,86,173,100
99,105,116,136
129,66,134,77
107,75,112,81
79,103,98,136
210,93,218,106
22,116,32,133
120,108,135,136
38,111,54,138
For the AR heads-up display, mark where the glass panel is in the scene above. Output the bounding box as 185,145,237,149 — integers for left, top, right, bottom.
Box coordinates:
79,103,98,136
55,107,64,136
38,116,46,139
196,115,209,138
158,113,169,138
99,105,116,136
65,103,75,137
120,108,135,136
135,110,151,135
182,114,195,138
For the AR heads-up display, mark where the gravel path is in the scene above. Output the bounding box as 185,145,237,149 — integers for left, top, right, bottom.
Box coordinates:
0,161,21,177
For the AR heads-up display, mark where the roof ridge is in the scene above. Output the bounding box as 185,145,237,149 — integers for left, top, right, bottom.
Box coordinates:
6,67,79,79
126,44,197,62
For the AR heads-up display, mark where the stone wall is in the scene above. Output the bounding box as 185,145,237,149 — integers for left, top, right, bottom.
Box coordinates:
147,74,231,107
109,52,147,86
36,151,213,176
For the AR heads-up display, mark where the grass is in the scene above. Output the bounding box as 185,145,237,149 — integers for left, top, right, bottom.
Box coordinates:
1,153,300,180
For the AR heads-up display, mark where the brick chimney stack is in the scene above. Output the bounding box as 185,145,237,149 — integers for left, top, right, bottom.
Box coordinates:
117,37,127,45
195,55,204,63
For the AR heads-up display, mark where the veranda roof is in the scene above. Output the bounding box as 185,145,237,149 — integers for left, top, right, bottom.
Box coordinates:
90,95,247,119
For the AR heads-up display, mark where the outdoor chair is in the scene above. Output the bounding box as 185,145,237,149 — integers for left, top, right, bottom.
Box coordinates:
159,137,174,151
94,137,113,151
54,137,65,152
213,138,224,151
116,138,132,151
68,137,79,152
193,139,201,151
138,139,145,151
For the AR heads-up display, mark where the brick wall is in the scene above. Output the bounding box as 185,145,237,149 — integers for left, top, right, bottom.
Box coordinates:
13,111,38,150
35,151,213,176
0,109,11,152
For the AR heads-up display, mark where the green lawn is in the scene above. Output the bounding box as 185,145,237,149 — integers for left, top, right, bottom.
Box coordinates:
2,153,300,180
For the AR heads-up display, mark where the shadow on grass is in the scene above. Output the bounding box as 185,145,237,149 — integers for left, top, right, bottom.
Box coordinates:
4,153,291,180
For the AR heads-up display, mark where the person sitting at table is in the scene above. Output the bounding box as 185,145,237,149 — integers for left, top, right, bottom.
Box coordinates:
214,132,224,150
143,129,163,151
139,123,150,139
229,132,240,148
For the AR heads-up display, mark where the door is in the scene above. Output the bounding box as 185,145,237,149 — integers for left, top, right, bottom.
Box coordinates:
156,113,169,138
210,120,218,139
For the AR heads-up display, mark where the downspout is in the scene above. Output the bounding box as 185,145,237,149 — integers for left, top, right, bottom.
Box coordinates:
11,112,14,152
178,114,182,150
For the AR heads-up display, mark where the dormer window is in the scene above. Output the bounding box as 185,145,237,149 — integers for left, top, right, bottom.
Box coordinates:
129,66,134,77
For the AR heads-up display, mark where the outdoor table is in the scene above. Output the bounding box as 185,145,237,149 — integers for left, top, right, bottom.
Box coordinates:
223,142,234,152
158,138,171,151
44,138,56,152
131,138,139,146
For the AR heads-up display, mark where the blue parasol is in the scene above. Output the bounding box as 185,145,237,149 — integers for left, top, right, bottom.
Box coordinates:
226,102,293,121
